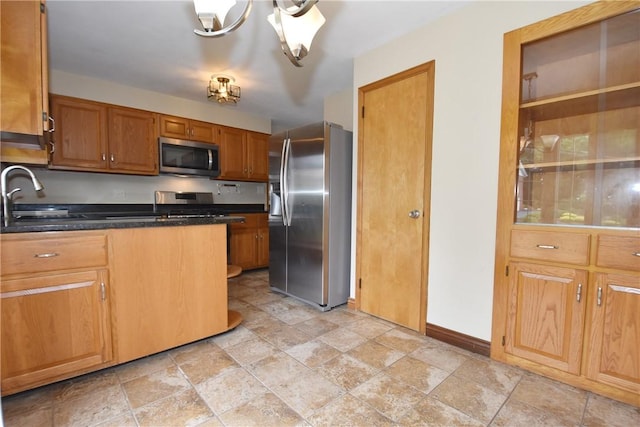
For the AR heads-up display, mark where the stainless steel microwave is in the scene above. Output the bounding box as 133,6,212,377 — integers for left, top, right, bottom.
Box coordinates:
159,137,220,177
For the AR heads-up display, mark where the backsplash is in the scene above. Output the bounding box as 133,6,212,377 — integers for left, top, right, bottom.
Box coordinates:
4,167,267,208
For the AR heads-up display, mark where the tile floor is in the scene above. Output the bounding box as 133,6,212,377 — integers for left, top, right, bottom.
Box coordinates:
2,270,639,426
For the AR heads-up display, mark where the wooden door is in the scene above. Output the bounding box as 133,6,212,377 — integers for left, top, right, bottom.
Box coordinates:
108,106,158,175
219,126,247,179
357,62,434,331
1,270,112,394
586,273,640,393
50,95,108,170
505,262,588,374
247,131,269,181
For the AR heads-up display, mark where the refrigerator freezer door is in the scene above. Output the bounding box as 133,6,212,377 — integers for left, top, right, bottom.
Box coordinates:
268,135,286,293
286,123,326,305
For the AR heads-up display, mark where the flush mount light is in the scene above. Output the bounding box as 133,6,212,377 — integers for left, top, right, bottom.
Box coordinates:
208,75,241,104
267,0,325,67
193,0,253,37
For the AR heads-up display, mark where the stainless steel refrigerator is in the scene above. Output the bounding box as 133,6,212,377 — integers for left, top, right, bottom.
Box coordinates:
268,122,352,311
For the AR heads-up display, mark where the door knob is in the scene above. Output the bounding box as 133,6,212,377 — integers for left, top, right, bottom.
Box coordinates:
409,210,421,219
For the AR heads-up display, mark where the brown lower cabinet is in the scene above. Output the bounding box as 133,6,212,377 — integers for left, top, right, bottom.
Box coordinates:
230,213,269,270
0,224,230,396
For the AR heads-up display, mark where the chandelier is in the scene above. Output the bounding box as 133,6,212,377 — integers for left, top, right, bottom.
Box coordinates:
193,0,325,67
208,75,241,104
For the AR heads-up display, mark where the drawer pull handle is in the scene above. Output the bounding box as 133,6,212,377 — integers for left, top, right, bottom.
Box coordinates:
34,252,59,258
536,244,558,249
633,252,640,257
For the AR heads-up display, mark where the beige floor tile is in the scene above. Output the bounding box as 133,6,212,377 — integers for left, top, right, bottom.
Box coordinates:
315,353,379,390
398,395,485,427
347,340,405,369
218,392,307,427
249,353,312,386
293,316,341,338
224,336,278,365
409,342,469,372
385,355,450,393
254,322,312,350
114,352,176,383
490,398,576,426
94,412,138,427
374,328,426,353
285,339,341,368
454,357,523,395
53,384,129,427
196,367,268,415
582,393,640,427
1,382,59,419
351,372,425,421
54,370,121,404
345,317,395,339
241,289,286,305
431,373,508,424
122,365,191,408
3,406,53,427
260,300,319,325
307,393,395,427
178,347,238,385
509,374,588,425
133,389,213,427
209,325,256,349
319,307,364,326
317,327,368,352
169,339,220,365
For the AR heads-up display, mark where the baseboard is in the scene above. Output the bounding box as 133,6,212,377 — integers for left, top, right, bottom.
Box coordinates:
347,298,356,311
426,323,491,357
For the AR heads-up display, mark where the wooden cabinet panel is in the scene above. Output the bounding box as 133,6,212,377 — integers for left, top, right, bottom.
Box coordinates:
50,95,108,170
510,229,590,265
159,115,217,144
506,262,587,374
109,225,228,363
0,0,49,141
1,269,112,394
230,213,269,270
219,126,247,180
586,273,640,393
108,106,158,174
1,232,108,276
246,131,269,181
596,234,640,271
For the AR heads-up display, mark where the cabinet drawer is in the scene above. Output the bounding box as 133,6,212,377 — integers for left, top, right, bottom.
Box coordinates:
510,230,590,265
1,233,108,276
596,235,640,271
230,213,264,230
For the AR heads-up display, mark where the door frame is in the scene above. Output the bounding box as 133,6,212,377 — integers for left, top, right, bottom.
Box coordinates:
355,61,435,334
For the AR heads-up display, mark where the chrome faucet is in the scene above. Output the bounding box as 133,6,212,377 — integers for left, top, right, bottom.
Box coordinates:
1,165,44,227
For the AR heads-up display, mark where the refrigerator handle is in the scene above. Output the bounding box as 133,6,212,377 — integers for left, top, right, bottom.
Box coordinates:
280,137,289,226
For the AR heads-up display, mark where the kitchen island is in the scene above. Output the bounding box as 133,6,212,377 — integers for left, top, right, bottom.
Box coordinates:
0,217,243,396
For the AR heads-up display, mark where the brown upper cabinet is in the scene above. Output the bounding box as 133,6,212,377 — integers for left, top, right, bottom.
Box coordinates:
49,95,158,175
492,2,639,407
218,127,269,181
159,115,218,144
0,0,50,164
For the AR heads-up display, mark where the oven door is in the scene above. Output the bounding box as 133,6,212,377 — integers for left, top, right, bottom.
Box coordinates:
159,137,219,177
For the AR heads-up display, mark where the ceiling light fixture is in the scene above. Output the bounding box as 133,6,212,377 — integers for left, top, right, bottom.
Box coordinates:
193,0,253,38
208,75,241,104
267,0,326,67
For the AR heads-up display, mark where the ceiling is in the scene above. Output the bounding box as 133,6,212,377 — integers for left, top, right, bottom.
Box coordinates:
47,0,469,132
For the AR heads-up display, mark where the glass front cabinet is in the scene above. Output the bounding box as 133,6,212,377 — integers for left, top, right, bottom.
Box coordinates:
492,2,639,407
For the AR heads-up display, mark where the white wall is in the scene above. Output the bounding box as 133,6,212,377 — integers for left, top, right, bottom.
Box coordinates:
50,70,271,134
352,0,592,341
324,88,354,132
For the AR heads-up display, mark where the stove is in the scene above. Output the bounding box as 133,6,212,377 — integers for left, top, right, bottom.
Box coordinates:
154,191,224,218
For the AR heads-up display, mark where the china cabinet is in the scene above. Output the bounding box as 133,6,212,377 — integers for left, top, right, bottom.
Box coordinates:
492,2,639,406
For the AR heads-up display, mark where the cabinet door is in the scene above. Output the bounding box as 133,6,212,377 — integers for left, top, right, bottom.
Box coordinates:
0,0,48,139
256,225,269,268
219,126,247,179
586,273,640,393
505,262,587,374
159,115,189,139
246,132,269,181
49,95,108,170
1,270,112,394
189,119,217,144
108,106,158,175
230,227,258,269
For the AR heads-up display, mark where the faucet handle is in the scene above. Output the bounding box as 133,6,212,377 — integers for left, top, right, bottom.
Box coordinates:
7,188,21,200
